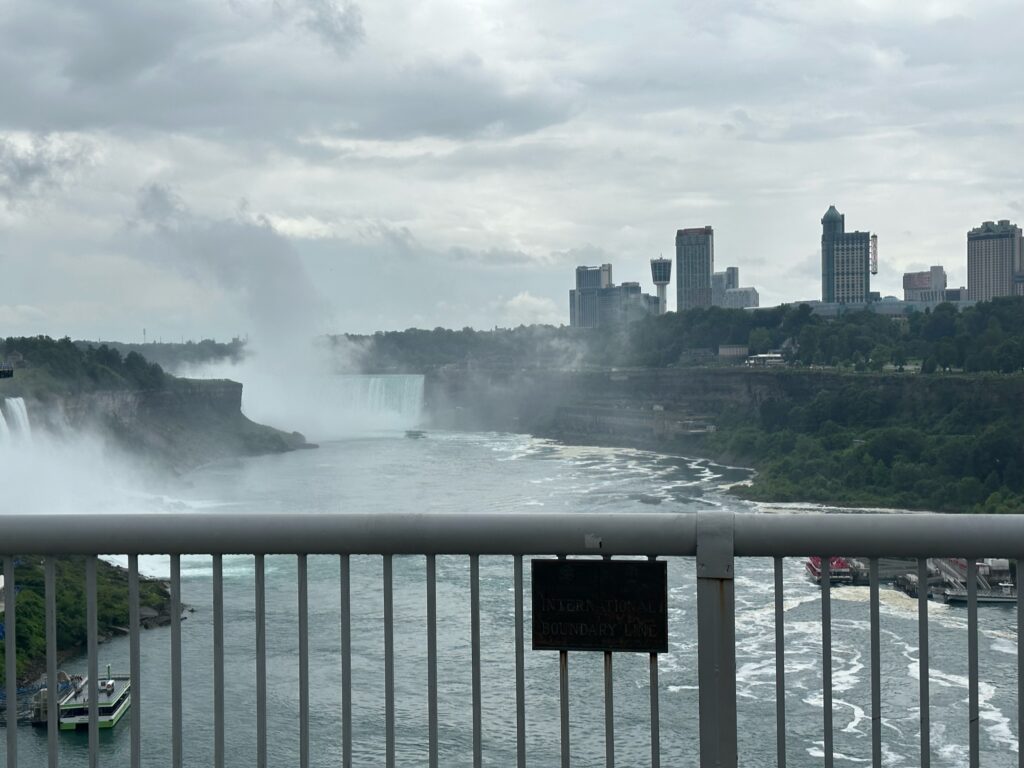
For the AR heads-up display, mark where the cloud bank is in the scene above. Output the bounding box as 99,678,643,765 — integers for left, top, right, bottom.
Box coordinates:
1,0,1022,339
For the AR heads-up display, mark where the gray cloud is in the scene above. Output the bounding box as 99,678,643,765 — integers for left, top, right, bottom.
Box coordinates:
300,0,365,57
0,1,570,144
447,246,536,267
58,0,198,85
2,0,1024,337
345,54,574,140
132,184,331,343
0,135,92,204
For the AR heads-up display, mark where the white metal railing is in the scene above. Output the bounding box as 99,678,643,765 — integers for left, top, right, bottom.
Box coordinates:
1,510,1023,767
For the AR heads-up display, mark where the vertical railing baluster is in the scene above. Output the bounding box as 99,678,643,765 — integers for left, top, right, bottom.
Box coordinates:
603,554,614,768
471,554,482,768
773,556,786,768
560,650,570,768
4,556,17,768
558,553,570,768
821,556,833,768
298,554,309,768
918,558,930,768
213,555,225,768
648,555,660,768
967,558,979,768
340,554,351,768
87,555,99,768
45,557,58,768
604,651,615,768
129,554,142,768
255,554,267,768
1018,557,1023,768
171,554,182,768
869,558,881,768
514,555,527,768
427,554,438,768
384,554,395,768
649,652,660,768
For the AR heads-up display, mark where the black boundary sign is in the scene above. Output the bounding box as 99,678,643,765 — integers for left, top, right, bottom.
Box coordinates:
531,559,668,653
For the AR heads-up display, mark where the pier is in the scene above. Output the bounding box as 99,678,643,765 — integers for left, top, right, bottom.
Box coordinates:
843,556,1018,604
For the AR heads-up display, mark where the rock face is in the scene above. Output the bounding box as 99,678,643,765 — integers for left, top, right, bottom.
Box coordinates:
424,367,1024,450
424,367,752,449
34,378,310,472
425,367,778,435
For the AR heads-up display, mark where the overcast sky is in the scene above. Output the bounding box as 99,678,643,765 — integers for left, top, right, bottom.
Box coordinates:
1,0,1022,341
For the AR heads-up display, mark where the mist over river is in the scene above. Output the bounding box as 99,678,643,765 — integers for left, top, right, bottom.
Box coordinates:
4,430,1020,767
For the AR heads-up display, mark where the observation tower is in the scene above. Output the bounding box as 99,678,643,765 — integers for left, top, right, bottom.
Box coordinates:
650,257,672,315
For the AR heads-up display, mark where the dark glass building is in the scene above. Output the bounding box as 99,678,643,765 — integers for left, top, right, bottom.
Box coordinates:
676,227,714,310
821,206,873,304
569,264,612,327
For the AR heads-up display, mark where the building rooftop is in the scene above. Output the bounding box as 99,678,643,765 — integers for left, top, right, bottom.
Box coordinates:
969,220,1020,236
821,205,843,222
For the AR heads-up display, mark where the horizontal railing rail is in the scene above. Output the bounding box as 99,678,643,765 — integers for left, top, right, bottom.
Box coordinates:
0,510,1022,768
2,510,1024,556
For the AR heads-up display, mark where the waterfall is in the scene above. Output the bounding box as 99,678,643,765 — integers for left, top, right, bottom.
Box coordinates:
0,408,9,442
3,397,32,439
335,375,424,429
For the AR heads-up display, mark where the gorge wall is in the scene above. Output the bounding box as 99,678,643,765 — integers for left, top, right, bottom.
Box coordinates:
30,379,308,472
424,367,1024,451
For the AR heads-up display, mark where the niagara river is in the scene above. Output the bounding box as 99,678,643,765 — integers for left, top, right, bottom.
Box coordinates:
4,428,1018,767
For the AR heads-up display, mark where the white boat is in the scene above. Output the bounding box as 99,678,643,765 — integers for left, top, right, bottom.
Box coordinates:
31,666,131,730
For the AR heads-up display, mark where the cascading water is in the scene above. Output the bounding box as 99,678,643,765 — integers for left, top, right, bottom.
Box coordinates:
334,374,424,430
0,407,9,442
2,397,31,440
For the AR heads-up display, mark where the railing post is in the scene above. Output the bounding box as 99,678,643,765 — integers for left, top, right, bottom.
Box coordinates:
696,511,737,768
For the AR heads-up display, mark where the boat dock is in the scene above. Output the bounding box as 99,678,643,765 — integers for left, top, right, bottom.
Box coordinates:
811,556,1018,605
29,668,132,730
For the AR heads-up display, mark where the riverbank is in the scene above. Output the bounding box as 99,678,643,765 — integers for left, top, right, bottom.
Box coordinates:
0,557,176,686
425,366,1024,514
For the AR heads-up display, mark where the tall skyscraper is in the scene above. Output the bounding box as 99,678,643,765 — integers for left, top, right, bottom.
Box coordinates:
676,226,713,311
967,220,1023,301
650,257,672,315
569,264,612,327
821,206,875,303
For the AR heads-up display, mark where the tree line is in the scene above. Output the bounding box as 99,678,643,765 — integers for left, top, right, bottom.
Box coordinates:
703,374,1024,514
1,336,167,393
346,296,1024,375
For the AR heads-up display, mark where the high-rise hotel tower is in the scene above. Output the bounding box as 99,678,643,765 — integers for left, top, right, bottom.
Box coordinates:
821,205,877,303
967,220,1023,301
675,226,714,310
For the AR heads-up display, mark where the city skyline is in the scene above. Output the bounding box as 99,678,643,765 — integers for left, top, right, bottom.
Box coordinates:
1,1,1023,341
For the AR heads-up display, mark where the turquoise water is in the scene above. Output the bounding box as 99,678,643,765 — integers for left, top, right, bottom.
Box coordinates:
2,431,1019,766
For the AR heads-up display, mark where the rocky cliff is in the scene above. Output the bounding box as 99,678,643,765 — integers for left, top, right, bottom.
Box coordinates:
29,378,309,472
424,366,1024,451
